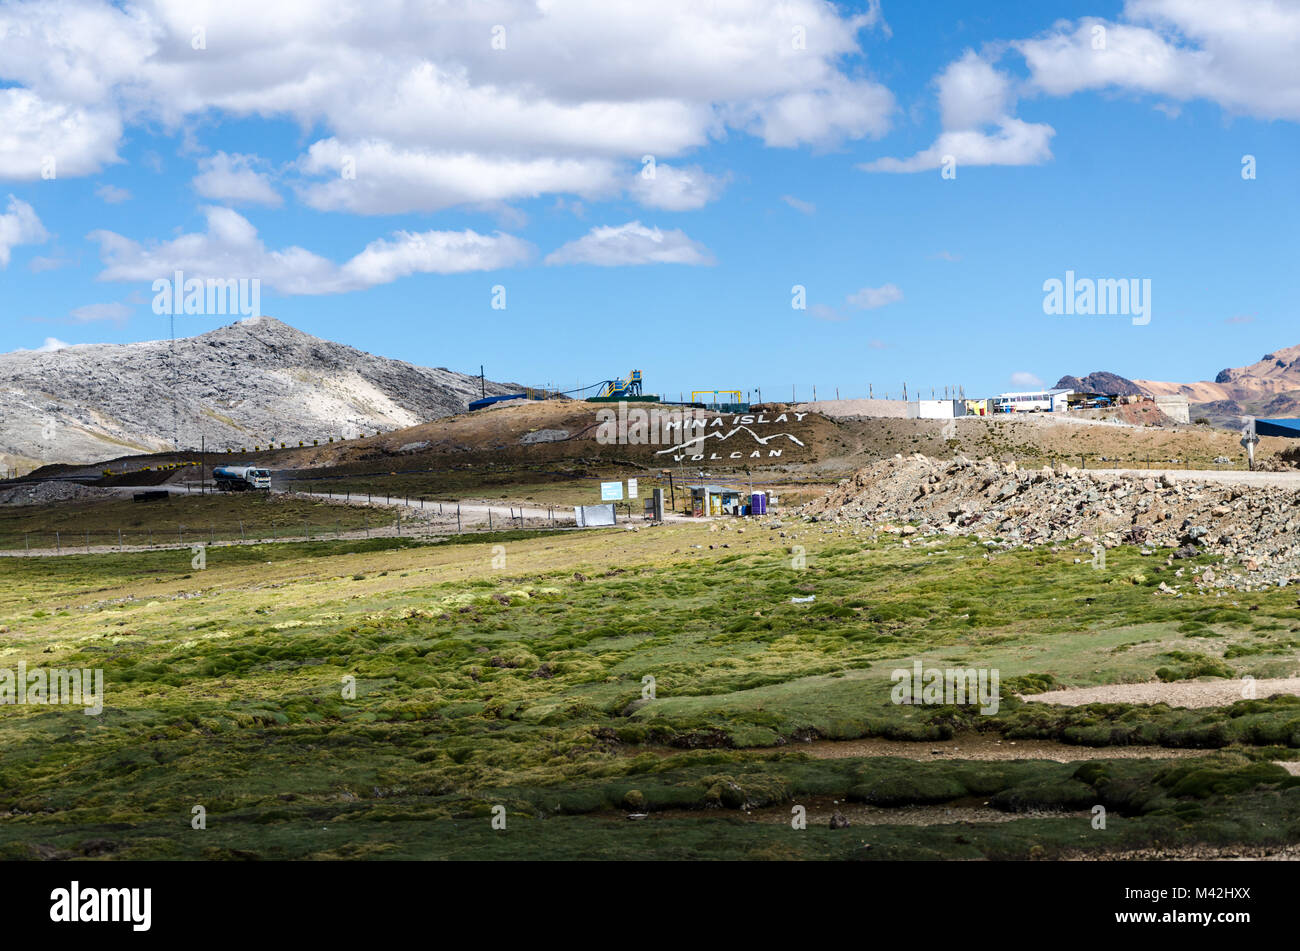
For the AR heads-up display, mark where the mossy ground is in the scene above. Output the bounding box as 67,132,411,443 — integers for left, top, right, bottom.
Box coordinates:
1,519,1298,859
0,492,385,550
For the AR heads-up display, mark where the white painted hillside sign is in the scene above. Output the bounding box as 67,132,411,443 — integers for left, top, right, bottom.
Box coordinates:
594,403,808,462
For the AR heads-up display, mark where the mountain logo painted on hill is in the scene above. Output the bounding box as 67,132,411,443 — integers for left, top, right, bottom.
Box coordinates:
656,421,807,461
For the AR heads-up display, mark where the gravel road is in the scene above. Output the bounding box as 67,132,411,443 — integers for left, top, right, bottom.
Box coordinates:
1024,677,1300,708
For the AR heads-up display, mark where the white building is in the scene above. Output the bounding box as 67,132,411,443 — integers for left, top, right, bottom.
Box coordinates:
1154,395,1190,424
907,399,968,419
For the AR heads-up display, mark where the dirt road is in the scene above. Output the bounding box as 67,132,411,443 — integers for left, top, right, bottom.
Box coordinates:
1024,677,1300,708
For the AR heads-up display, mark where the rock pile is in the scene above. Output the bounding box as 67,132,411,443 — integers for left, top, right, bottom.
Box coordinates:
0,482,115,506
803,453,1300,591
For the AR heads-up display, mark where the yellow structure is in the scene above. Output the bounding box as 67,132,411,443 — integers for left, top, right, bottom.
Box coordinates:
691,390,742,405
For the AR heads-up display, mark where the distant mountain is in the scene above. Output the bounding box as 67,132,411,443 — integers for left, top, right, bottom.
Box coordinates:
1060,344,1300,429
0,316,515,467
1053,371,1147,396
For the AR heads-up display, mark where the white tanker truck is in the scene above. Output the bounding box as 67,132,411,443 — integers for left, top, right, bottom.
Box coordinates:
212,466,271,491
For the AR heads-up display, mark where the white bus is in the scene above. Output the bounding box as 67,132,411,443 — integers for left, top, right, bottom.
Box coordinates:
992,389,1072,413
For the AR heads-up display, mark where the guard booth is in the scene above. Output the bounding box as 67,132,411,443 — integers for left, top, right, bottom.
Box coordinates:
688,484,744,516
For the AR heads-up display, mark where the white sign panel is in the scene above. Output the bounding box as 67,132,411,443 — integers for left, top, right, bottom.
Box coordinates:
600,481,624,501
627,478,638,498
574,504,617,527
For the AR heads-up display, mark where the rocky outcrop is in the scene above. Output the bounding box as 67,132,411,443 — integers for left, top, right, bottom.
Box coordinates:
1053,372,1148,397
0,317,514,465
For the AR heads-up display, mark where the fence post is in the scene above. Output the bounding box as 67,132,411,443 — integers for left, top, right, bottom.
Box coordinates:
24,533,29,552
488,509,492,530
305,521,310,541
239,519,245,542
56,531,60,554
149,529,153,548
118,529,123,551
364,513,369,538
397,512,401,536
457,504,461,533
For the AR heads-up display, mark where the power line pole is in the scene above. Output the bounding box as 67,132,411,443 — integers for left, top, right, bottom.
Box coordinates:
171,313,179,450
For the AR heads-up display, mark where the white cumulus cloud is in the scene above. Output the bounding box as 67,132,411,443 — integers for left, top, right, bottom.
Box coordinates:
862,117,1055,173
0,196,49,267
1010,371,1044,388
89,206,533,295
939,50,1016,130
846,283,904,310
628,164,726,211
0,88,122,180
95,183,131,203
0,0,898,215
296,139,620,215
545,221,714,267
193,152,282,207
1016,3,1300,121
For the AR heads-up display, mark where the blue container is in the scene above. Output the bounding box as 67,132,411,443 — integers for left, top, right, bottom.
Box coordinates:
750,492,767,516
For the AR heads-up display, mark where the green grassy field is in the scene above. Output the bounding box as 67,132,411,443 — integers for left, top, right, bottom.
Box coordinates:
1,519,1298,860
0,492,388,551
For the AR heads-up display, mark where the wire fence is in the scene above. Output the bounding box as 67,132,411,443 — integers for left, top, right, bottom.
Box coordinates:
0,501,585,556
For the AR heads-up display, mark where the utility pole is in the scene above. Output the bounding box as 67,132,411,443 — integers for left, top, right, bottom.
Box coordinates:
171,313,179,450
480,365,485,399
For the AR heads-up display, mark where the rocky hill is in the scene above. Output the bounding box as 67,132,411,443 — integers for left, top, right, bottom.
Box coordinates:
1134,345,1300,427
1062,344,1300,429
1053,371,1147,397
0,317,514,467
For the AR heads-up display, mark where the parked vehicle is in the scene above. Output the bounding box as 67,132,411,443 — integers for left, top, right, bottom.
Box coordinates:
212,466,271,491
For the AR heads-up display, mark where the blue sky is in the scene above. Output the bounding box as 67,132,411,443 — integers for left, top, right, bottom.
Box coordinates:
2,0,1297,401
